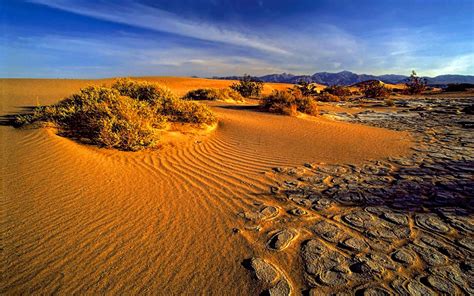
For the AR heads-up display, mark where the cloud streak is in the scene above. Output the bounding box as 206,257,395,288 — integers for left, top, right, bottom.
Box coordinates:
4,1,473,77
30,0,289,55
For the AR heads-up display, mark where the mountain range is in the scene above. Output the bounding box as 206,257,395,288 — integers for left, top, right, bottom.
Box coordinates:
215,71,474,86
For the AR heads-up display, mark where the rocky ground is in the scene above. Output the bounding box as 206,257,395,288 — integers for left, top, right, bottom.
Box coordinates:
240,98,473,295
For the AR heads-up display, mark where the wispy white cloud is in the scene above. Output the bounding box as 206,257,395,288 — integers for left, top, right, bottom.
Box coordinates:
0,33,286,77
424,53,474,76
7,1,474,77
29,0,289,55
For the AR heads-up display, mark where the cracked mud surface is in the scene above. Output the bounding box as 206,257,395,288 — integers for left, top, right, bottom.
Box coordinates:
241,98,473,295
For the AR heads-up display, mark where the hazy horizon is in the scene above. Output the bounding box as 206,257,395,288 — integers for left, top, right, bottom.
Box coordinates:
1,0,473,78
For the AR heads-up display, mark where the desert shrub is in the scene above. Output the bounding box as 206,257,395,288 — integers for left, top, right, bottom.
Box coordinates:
182,88,244,102
405,71,427,95
161,98,216,124
293,80,319,96
182,88,215,100
315,92,341,102
324,85,352,98
112,78,175,104
361,81,390,99
15,86,166,150
230,74,264,98
15,83,216,151
261,89,318,116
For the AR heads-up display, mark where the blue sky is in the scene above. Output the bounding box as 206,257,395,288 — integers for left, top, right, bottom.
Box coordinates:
1,0,473,78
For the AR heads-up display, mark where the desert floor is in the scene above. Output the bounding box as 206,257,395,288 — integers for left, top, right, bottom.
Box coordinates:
2,78,471,295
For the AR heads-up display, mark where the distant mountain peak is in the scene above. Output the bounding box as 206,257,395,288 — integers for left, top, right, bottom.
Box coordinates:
216,71,474,86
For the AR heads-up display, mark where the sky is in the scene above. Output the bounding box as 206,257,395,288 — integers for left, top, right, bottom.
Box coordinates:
1,0,473,78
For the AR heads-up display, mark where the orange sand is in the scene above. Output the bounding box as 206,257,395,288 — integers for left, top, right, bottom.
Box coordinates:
0,78,412,294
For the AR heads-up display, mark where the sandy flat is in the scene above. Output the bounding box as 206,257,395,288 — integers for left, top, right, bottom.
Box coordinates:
0,78,412,294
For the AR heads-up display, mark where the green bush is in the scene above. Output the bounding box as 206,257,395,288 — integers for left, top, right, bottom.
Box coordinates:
15,81,217,151
182,88,244,102
260,89,318,116
230,74,264,98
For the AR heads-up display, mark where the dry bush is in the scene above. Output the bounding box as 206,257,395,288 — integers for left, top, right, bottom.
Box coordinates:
15,86,166,150
230,74,264,98
161,98,216,124
112,78,174,104
405,71,427,95
15,81,217,151
182,88,244,102
261,89,318,116
293,80,319,96
315,92,341,102
361,81,391,99
324,85,352,98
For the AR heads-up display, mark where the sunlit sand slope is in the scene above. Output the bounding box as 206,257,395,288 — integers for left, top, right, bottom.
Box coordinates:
1,79,411,294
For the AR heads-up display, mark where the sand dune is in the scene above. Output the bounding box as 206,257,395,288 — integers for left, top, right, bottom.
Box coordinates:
1,78,412,294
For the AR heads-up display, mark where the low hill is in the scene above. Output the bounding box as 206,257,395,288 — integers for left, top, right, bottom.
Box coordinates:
216,71,474,86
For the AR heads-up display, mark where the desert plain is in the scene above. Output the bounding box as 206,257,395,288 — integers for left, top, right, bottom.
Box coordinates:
1,77,473,295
